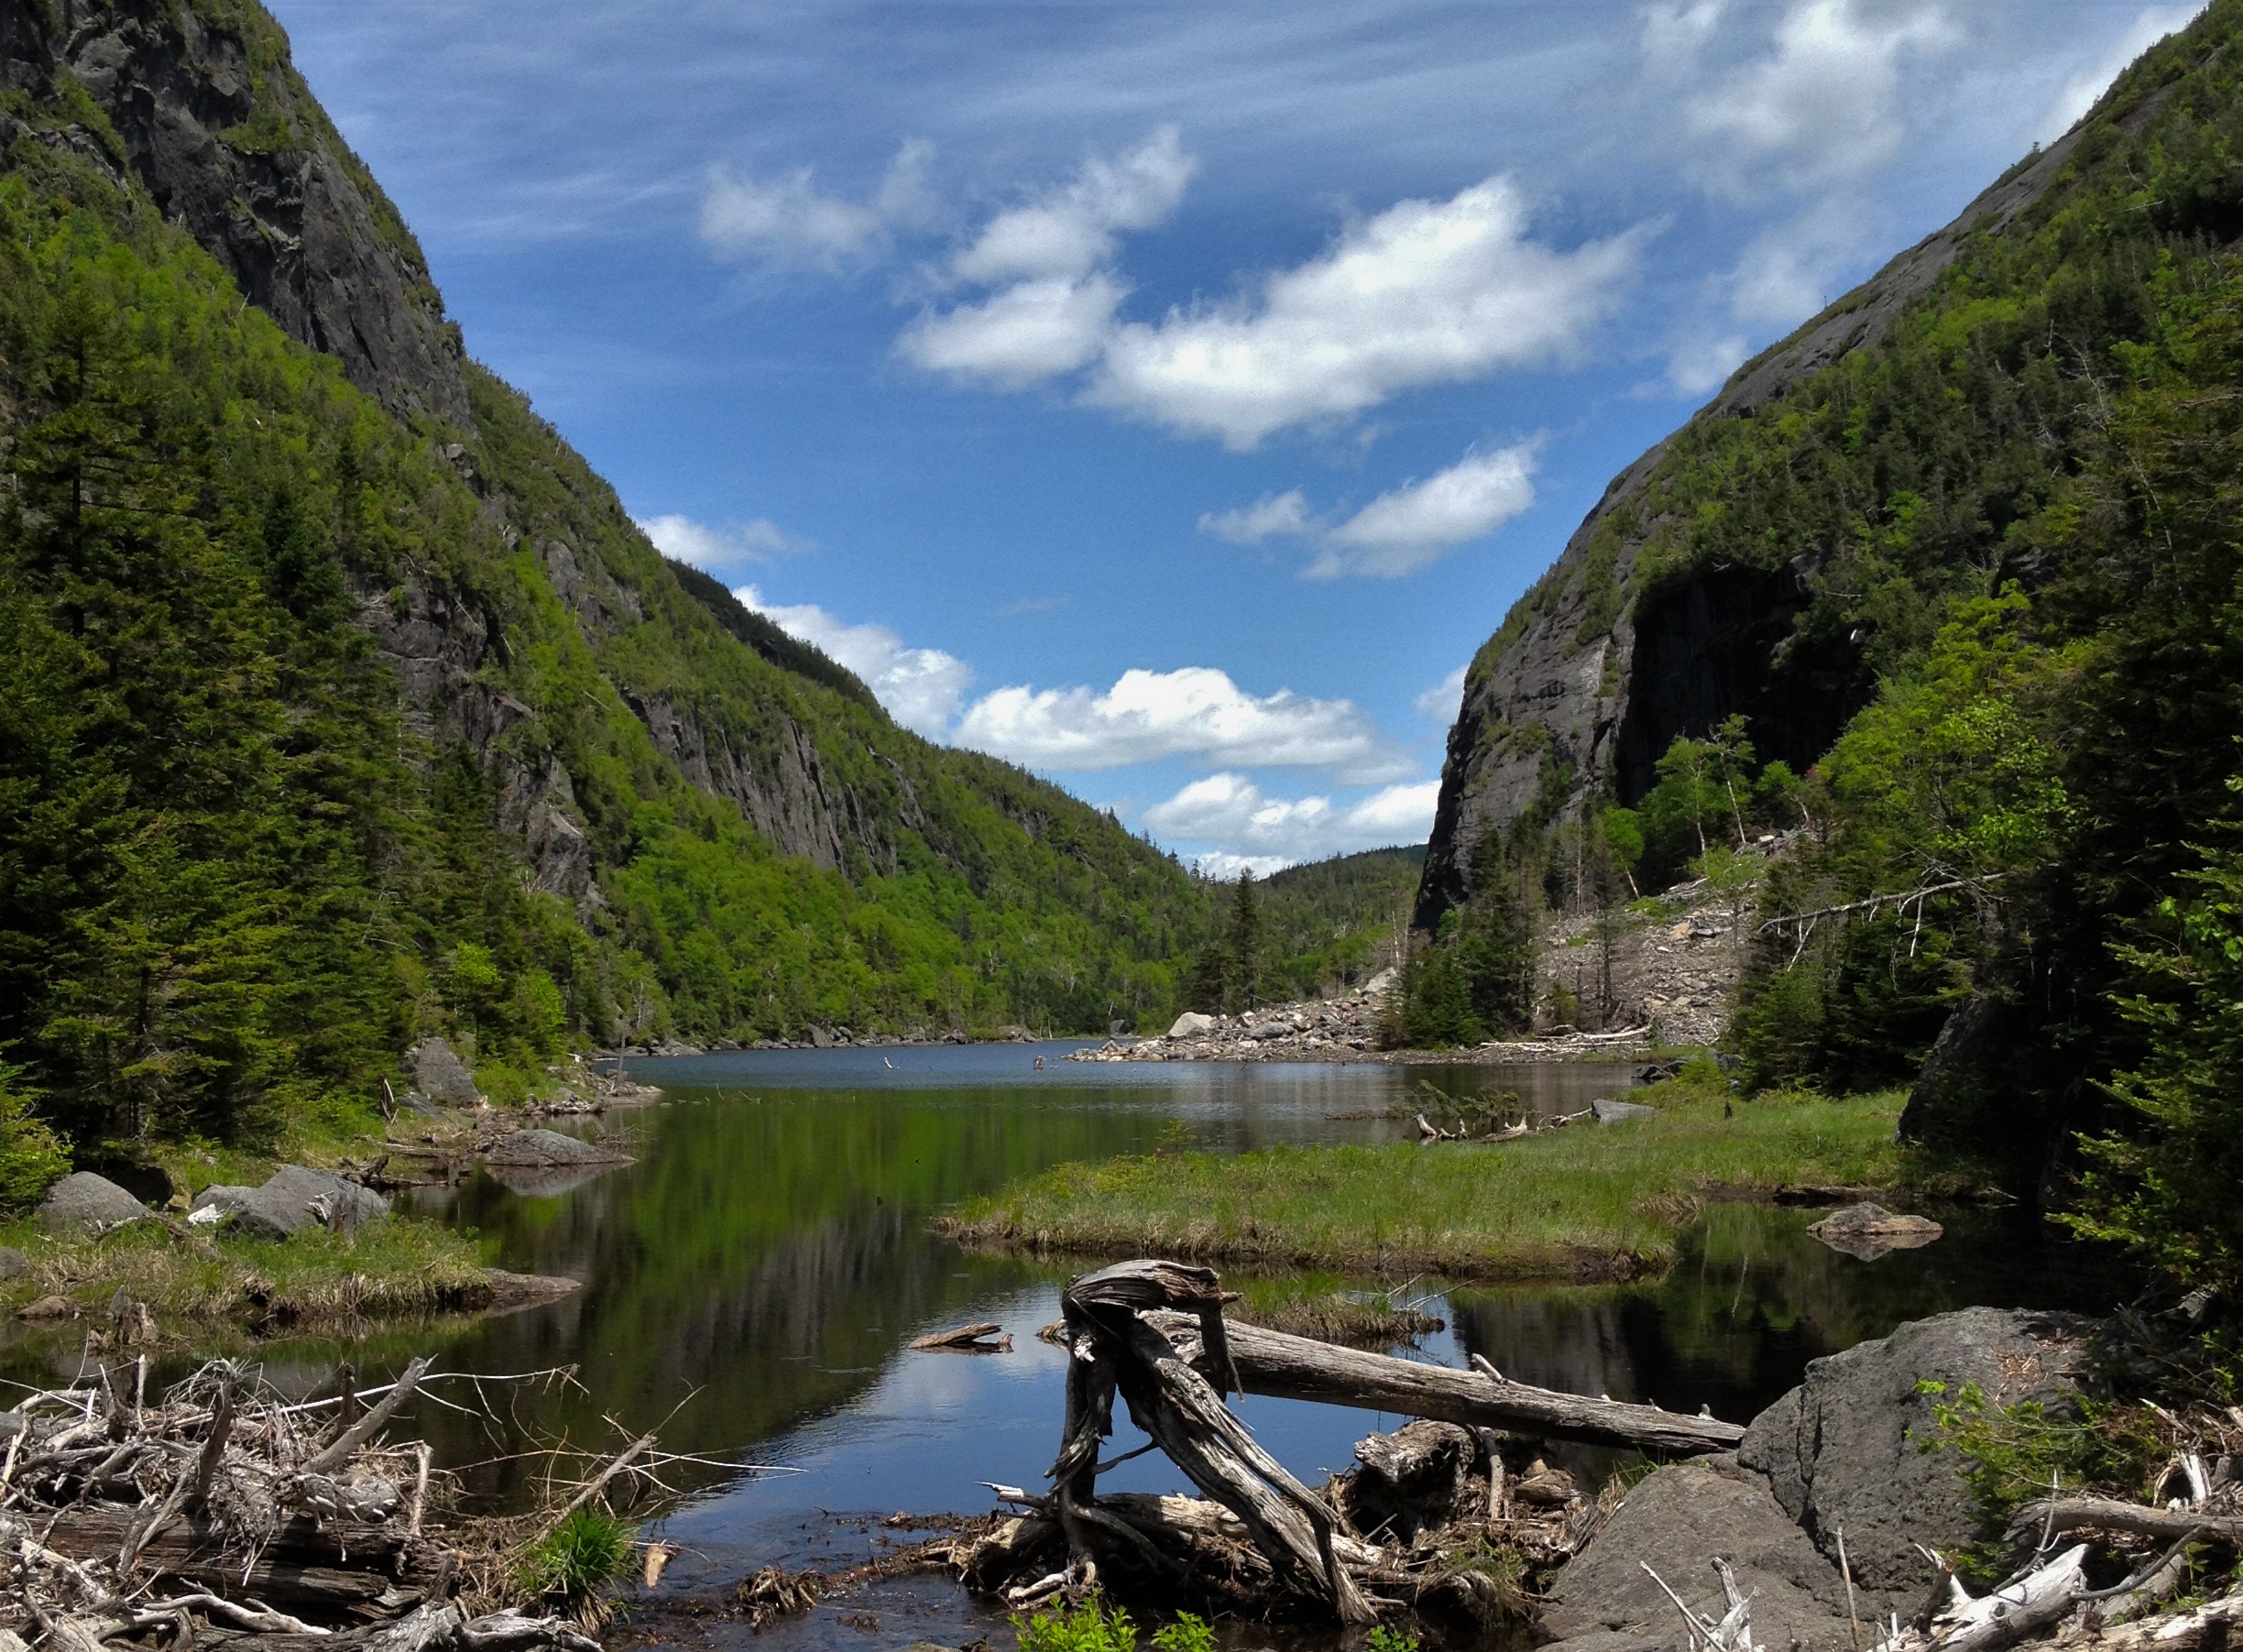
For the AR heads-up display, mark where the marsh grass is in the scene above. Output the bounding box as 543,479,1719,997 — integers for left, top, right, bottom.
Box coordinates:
942,1080,1909,1282
0,1215,494,1329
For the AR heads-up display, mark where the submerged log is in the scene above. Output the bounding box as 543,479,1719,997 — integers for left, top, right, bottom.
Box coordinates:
1149,1311,1745,1454
912,1322,1014,1353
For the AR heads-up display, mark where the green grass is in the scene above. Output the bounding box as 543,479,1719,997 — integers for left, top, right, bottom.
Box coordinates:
941,1079,1909,1282
0,1213,495,1329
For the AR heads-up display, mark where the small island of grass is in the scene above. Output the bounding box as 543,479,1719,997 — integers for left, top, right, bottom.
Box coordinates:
939,1072,1914,1282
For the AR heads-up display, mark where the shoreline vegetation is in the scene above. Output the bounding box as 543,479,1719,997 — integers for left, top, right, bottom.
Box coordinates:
937,1071,1915,1282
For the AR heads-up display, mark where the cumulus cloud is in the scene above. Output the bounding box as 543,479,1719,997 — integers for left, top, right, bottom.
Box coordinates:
954,666,1408,780
1654,0,1959,199
639,511,814,573
2038,5,2202,143
1143,772,1440,870
1090,179,1646,447
1196,442,1538,578
1414,663,1468,722
734,584,974,738
701,138,935,267
897,129,1191,385
1661,332,1750,398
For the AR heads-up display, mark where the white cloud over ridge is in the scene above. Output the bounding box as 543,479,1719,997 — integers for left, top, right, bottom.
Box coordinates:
1144,772,1439,870
1090,180,1646,447
701,138,935,268
640,511,814,572
1198,441,1539,578
2039,5,2202,143
955,667,1408,780
735,583,974,738
1414,664,1467,722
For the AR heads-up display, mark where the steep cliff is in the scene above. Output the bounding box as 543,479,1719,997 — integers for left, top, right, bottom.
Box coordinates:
1416,85,2125,929
0,0,1213,1146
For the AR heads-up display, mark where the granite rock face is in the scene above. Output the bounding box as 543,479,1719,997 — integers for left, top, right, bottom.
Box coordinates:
1736,1306,2090,1612
1413,125,2090,935
0,2,470,430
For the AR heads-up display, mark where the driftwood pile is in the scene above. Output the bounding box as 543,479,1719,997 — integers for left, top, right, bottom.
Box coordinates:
1,1354,603,1652
956,1260,1743,1627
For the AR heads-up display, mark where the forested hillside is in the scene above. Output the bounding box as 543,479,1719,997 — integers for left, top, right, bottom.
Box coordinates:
0,0,1210,1165
1417,0,2243,1310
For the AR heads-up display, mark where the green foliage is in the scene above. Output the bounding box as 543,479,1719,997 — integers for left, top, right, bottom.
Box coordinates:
1387,833,1534,1046
1367,1623,1422,1652
1012,1592,1210,1652
0,1062,70,1210
1253,846,1419,1000
519,1507,634,1606
1915,1380,2165,1579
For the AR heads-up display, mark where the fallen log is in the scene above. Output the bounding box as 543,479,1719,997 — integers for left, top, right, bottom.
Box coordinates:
2059,1586,2243,1649
2008,1497,2243,1548
31,1504,449,1612
911,1322,1014,1352
1149,1311,1745,1454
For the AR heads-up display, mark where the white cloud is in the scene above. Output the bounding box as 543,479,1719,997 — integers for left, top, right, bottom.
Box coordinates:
701,138,935,268
1662,332,1749,398
1663,1,1960,199
1414,664,1467,722
1198,490,1312,545
734,584,974,738
639,511,814,573
1192,852,1296,881
898,130,1191,385
1090,178,1647,447
1143,772,1440,870
954,666,1408,780
1312,443,1539,578
2038,6,2202,143
950,126,1195,284
898,273,1125,385
1196,442,1538,578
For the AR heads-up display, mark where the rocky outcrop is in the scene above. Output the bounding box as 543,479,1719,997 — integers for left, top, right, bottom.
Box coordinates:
1736,1307,2089,1613
409,1036,483,1107
0,2,470,429
1415,126,2090,933
37,1173,149,1233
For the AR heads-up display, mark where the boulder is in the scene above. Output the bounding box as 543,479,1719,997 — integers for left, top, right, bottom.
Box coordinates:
1592,1098,1657,1123
1807,1203,1943,1261
1539,1461,1855,1652
1246,1020,1293,1042
482,1128,635,1168
408,1036,482,1105
191,1165,391,1240
1737,1307,2090,1612
37,1172,149,1233
1362,967,1399,996
191,1183,305,1241
0,1246,30,1280
1166,1012,1217,1040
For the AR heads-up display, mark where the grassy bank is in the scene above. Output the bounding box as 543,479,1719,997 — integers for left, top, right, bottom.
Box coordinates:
1,1216,496,1331
941,1079,1910,1282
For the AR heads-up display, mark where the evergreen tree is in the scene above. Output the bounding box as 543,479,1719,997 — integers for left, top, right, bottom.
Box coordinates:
1222,871,1262,1012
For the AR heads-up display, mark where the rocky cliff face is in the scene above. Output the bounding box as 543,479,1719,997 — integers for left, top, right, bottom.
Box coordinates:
2,0,471,430
1414,126,2088,932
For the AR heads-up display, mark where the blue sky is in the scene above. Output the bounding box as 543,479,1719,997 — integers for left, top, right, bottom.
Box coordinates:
272,0,2203,874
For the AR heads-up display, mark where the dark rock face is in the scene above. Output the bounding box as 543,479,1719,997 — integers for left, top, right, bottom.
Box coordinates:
1414,126,2087,934
0,2,468,428
1539,1461,1855,1652
408,1036,483,1106
1737,1307,2089,1612
38,1172,149,1232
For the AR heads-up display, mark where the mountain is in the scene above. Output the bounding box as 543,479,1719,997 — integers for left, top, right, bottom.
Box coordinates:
1415,0,2243,1285
0,0,1210,1150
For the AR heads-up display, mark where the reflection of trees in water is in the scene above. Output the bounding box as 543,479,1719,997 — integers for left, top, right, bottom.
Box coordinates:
1448,1204,2134,1432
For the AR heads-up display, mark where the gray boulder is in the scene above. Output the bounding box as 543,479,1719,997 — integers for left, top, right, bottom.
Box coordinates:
1737,1307,2090,1612
1807,1203,1943,1261
1539,1461,1855,1652
191,1165,390,1241
1246,1020,1293,1042
482,1128,634,1168
1166,1012,1216,1040
38,1173,149,1233
192,1183,305,1242
1592,1098,1658,1123
0,1246,30,1280
408,1036,482,1105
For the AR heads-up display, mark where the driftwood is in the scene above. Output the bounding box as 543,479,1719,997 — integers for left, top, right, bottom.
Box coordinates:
1870,1547,2090,1652
1644,1558,1762,1652
2008,1498,2243,1548
1149,1309,1745,1453
912,1322,1014,1353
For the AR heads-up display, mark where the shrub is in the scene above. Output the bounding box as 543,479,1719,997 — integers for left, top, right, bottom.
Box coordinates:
518,1508,633,1612
0,1062,70,1210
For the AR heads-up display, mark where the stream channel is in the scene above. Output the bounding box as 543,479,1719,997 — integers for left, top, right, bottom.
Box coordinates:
10,1045,2135,1651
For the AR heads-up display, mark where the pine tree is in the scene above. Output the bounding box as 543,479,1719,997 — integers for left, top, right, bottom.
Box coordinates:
1223,871,1261,1012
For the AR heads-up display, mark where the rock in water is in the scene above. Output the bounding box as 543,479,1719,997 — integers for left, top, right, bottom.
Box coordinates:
482,1128,635,1168
1539,1461,1855,1652
1591,1098,1657,1123
1737,1306,2089,1612
38,1172,149,1233
408,1036,483,1105
1166,1012,1216,1039
1807,1202,1942,1261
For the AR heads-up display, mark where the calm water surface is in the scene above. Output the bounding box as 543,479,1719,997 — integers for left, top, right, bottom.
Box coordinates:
0,1046,2131,1650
